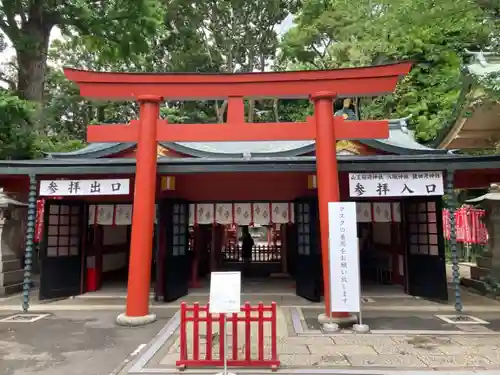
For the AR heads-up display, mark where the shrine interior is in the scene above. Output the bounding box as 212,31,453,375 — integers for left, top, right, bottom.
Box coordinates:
81,199,411,298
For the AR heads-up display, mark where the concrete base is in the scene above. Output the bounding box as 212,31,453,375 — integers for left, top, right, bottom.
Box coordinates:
352,323,370,333
322,322,339,332
318,313,358,327
116,312,157,327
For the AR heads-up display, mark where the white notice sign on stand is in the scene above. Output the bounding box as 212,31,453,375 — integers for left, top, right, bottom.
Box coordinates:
328,202,360,313
209,271,241,314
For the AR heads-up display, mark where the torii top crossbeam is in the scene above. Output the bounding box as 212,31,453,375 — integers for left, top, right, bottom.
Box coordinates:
64,62,411,100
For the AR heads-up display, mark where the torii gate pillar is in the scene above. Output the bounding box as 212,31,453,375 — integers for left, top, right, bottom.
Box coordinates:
116,95,162,327
312,92,357,326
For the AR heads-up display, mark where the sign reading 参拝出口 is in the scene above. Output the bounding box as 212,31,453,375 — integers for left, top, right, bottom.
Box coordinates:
328,202,360,313
39,179,130,197
348,171,444,198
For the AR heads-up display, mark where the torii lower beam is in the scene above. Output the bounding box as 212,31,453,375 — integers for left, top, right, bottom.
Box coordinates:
87,118,389,143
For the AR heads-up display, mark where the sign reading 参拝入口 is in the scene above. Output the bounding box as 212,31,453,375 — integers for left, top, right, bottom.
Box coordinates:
328,202,360,313
39,179,130,196
348,171,444,198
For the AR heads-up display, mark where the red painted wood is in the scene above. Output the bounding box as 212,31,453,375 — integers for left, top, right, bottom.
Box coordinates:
87,118,389,143
176,302,280,369
313,94,348,318
163,173,314,202
125,99,161,317
65,63,411,100
65,64,412,322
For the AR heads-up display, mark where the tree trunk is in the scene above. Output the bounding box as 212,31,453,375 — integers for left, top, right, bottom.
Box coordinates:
16,18,52,102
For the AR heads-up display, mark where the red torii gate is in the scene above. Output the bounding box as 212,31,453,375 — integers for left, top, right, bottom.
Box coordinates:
65,63,411,326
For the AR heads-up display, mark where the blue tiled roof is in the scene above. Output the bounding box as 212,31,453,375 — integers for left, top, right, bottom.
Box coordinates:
47,117,447,159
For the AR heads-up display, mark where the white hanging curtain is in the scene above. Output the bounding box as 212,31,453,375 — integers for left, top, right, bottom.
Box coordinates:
356,202,372,223
189,204,195,226
88,205,97,225
114,204,133,225
234,203,252,225
96,205,114,225
271,203,291,224
196,203,215,225
392,202,402,222
252,202,270,225
372,202,392,222
215,203,233,224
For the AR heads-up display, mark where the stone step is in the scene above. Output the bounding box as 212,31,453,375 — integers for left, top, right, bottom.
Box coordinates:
460,277,489,295
0,282,23,297
0,259,21,273
0,269,24,285
477,256,493,269
470,266,491,281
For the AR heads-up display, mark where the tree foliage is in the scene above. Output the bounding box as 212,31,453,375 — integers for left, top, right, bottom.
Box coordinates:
0,90,36,159
280,0,499,142
0,0,164,102
1,0,499,160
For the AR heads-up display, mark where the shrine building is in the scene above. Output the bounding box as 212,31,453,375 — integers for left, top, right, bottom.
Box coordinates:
2,62,500,326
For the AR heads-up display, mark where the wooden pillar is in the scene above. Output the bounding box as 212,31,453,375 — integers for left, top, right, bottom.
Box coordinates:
311,91,348,318
119,95,161,324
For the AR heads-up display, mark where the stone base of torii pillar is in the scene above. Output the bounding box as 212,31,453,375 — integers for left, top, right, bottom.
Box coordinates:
317,313,358,329
116,313,157,327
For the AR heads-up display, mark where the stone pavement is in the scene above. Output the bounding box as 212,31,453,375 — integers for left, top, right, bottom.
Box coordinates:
0,310,174,375
117,306,500,374
1,295,500,374
2,285,500,374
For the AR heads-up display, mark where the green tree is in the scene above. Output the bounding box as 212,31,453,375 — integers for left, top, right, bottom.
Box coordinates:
0,0,164,102
280,0,498,141
0,89,36,159
41,0,296,140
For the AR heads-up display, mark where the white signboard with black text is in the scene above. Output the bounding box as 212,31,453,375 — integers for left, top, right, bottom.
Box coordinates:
209,271,241,314
349,171,444,198
39,179,130,197
328,202,360,313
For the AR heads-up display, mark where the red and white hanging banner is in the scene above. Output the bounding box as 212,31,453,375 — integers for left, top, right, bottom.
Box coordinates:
443,209,450,239
215,203,233,224
372,202,392,222
252,202,270,225
456,209,465,242
34,199,45,243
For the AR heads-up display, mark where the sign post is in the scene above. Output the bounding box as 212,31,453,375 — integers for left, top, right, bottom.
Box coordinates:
209,271,241,375
326,202,369,333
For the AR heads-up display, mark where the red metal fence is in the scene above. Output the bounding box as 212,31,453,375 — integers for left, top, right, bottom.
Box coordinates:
176,302,280,370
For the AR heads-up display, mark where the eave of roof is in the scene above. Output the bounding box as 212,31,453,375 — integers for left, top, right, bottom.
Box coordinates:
4,153,500,175
46,117,446,159
433,50,500,149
